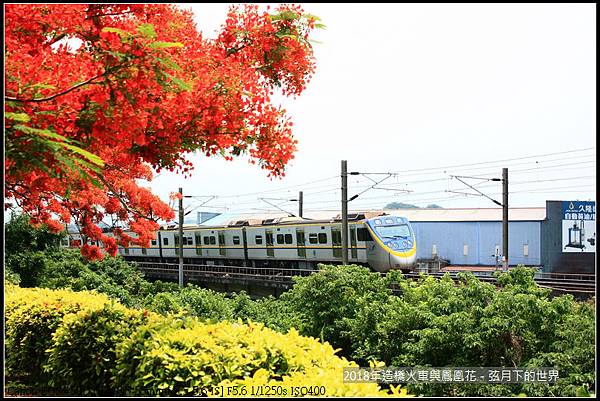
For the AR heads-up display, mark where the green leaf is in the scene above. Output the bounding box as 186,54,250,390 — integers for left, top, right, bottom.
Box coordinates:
148,41,184,49
12,124,73,143
304,13,322,21
15,128,103,165
157,57,182,71
137,23,157,39
102,27,131,38
165,73,192,91
275,33,300,41
270,10,300,21
71,157,104,174
5,112,31,123
576,386,590,397
25,83,57,90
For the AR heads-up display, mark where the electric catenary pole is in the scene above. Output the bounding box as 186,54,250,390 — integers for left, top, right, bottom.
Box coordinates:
178,187,184,287
450,168,509,270
502,168,509,270
341,160,348,265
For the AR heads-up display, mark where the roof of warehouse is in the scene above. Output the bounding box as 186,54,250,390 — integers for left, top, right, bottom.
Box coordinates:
382,207,547,222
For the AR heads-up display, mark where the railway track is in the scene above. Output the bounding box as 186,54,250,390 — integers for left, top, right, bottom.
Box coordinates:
401,271,596,294
134,262,595,295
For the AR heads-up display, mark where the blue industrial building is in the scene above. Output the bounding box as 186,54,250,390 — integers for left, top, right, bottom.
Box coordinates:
412,221,542,266
395,207,544,268
392,200,595,273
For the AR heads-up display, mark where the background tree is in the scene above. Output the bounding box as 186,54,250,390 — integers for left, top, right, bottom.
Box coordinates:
5,4,322,259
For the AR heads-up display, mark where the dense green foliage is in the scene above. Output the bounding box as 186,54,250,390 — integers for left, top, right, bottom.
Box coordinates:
45,304,156,395
5,212,65,286
280,266,596,396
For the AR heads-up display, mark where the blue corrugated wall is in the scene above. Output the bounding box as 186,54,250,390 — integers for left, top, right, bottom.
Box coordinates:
411,221,541,266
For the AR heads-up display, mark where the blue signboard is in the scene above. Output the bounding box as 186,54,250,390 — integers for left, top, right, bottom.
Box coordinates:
562,201,595,221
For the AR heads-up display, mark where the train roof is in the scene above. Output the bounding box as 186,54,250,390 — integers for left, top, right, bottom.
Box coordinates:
65,207,548,235
158,210,390,231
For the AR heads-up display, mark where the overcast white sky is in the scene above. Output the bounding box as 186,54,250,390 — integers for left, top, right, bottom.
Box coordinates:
151,3,596,219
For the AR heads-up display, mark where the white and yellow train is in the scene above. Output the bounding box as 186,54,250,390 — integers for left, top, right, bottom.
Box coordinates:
64,212,417,272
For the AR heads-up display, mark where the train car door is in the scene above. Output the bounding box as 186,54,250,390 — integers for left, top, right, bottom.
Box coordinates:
296,228,306,258
266,229,274,257
157,231,164,262
350,226,358,259
194,232,202,256
218,231,226,257
331,227,342,258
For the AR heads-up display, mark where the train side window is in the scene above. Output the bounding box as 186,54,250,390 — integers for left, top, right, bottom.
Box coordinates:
284,234,293,244
210,236,216,245
186,236,193,245
61,239,70,246
318,233,327,244
233,236,240,245
203,236,209,245
309,233,318,244
163,237,169,246
357,227,371,241
151,239,157,246
277,234,284,244
255,235,263,244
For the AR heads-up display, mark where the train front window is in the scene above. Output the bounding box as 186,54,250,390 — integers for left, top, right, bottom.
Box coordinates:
376,225,411,239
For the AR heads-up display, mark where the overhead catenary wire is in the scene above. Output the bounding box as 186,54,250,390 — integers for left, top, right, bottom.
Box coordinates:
172,148,594,202
388,147,595,175
167,147,595,215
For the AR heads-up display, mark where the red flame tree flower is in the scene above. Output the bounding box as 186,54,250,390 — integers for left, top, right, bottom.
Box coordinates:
5,4,322,260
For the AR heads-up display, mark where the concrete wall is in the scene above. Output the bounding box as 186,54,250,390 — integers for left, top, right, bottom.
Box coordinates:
412,221,541,266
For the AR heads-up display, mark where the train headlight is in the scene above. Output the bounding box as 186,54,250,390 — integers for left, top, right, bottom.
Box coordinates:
402,241,408,248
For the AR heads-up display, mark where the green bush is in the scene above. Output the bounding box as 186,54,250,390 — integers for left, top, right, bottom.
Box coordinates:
4,212,64,257
142,291,184,315
113,318,403,397
282,265,595,397
6,285,406,397
230,292,300,333
44,303,158,395
280,264,393,357
174,285,235,321
4,285,112,382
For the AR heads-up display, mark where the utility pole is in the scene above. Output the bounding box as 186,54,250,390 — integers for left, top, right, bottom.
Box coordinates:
449,169,509,270
341,160,348,265
299,191,303,218
502,168,509,270
178,187,184,287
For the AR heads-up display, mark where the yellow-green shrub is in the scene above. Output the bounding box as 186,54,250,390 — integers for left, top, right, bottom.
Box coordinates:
5,284,112,381
114,319,405,397
44,303,160,395
6,285,408,397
